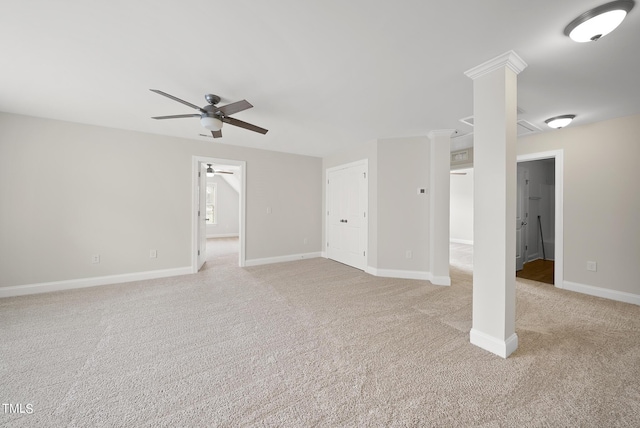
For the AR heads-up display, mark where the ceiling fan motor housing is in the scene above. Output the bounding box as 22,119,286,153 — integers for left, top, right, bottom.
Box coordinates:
205,94,221,105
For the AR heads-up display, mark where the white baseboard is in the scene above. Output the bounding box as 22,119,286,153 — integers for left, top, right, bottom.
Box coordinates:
366,267,451,286
561,281,640,306
0,266,193,299
431,275,452,286
244,252,322,267
207,233,239,238
470,329,518,358
450,238,474,245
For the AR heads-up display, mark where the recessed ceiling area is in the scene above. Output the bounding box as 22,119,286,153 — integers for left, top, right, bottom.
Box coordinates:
0,1,638,157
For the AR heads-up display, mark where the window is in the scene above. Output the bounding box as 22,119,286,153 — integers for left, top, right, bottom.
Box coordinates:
206,182,217,225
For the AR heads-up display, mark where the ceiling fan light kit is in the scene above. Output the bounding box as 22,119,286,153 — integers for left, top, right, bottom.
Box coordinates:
545,115,576,129
201,116,222,131
564,0,635,42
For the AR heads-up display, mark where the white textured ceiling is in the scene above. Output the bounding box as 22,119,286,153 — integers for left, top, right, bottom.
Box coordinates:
1,0,639,157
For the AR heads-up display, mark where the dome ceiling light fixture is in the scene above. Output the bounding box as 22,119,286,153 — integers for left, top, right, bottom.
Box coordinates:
545,115,576,129
564,0,635,42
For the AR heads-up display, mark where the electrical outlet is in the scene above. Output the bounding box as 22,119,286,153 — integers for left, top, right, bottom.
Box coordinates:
417,188,428,195
150,249,157,258
266,207,272,215
92,254,100,264
303,238,308,245
586,261,597,272
406,250,413,259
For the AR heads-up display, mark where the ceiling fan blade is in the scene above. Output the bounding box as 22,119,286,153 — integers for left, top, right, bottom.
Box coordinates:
223,117,268,135
217,100,253,116
211,130,222,138
216,171,233,174
150,89,205,113
152,114,201,120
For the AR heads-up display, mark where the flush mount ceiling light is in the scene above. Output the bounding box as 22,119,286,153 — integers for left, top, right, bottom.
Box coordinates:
545,115,576,129
564,0,635,42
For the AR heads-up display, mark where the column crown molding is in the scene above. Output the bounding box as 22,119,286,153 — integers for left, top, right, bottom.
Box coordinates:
428,129,457,140
464,50,528,80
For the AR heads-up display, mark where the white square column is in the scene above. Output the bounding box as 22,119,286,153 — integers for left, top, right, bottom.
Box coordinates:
428,130,455,286
464,51,527,358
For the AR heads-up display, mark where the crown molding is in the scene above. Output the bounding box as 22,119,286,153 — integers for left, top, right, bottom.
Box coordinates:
464,50,528,80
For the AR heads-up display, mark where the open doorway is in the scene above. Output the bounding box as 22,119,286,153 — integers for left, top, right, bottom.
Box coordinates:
192,156,246,272
517,150,564,288
516,159,555,284
449,150,564,289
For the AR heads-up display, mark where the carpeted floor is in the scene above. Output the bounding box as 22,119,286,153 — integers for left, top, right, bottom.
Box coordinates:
1,239,639,427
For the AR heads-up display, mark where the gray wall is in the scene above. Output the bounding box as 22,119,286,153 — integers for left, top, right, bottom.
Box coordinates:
377,137,430,272
0,112,322,288
518,113,640,296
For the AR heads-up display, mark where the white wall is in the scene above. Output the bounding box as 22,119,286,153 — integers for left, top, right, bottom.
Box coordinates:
449,168,474,244
206,175,239,238
0,112,322,289
518,113,640,298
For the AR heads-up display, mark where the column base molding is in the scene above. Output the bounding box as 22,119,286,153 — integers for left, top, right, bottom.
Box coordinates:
470,329,518,358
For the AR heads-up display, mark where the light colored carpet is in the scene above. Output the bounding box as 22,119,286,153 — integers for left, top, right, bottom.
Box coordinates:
1,239,639,427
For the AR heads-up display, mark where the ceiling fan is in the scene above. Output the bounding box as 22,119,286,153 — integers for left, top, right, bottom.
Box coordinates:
150,89,268,139
206,164,233,177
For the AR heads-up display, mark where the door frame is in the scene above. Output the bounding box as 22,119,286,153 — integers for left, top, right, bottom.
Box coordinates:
516,167,530,271
517,150,563,288
191,156,246,272
325,159,368,270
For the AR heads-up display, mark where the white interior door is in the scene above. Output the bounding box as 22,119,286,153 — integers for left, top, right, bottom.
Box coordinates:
197,163,207,270
327,161,367,270
516,168,529,271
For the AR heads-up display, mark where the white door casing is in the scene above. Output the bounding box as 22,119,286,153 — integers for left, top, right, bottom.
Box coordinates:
326,160,368,270
192,156,247,273
516,168,529,271
197,162,207,271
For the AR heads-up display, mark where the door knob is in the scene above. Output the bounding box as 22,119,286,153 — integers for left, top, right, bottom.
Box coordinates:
521,221,527,226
